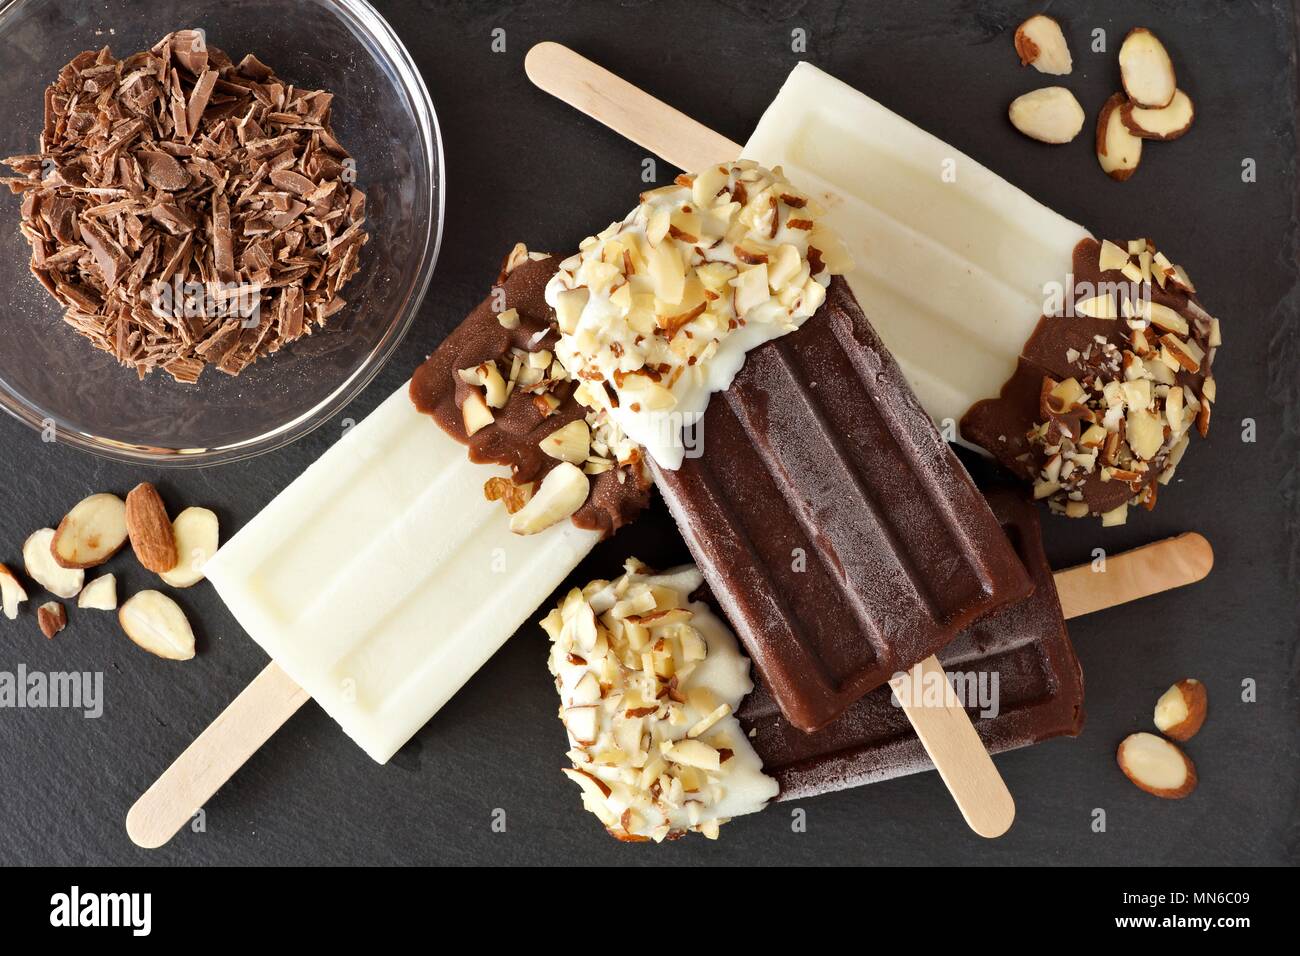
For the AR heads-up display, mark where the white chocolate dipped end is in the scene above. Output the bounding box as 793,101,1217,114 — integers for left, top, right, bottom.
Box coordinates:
546,160,850,469
543,560,778,841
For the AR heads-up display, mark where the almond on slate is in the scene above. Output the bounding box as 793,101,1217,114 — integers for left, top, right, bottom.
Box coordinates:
23,529,83,598
51,493,128,569
119,590,196,660
0,564,30,620
1153,678,1208,741
37,601,67,639
1120,89,1195,141
1096,93,1143,181
1014,14,1072,75
78,574,119,611
159,507,220,588
1117,732,1197,799
1118,28,1177,108
1009,87,1085,144
125,483,179,573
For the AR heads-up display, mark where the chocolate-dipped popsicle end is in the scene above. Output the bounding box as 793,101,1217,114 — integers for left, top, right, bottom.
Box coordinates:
410,246,651,539
963,237,1219,525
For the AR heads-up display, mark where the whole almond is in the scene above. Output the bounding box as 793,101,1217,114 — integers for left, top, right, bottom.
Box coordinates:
125,483,179,573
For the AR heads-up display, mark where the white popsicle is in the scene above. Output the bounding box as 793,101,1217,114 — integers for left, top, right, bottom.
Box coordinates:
743,62,1092,441
205,384,598,764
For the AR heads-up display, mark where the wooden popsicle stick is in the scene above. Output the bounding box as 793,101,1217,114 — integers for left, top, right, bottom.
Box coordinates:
125,662,308,849
524,41,741,172
1053,532,1213,620
890,655,1016,838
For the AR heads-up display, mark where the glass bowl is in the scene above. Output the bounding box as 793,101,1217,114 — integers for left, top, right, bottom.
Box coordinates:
0,0,442,465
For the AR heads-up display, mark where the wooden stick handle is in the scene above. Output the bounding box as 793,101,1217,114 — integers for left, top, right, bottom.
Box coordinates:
126,662,308,849
524,42,741,171
1053,532,1213,620
891,655,1016,838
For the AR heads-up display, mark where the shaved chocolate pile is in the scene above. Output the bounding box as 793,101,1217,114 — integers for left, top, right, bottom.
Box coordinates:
1,29,367,383
963,238,1219,524
411,244,651,539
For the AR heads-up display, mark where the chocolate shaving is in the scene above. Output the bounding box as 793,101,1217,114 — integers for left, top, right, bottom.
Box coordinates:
1,30,368,383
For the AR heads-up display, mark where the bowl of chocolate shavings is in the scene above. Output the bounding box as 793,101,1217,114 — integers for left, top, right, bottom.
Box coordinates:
0,1,442,464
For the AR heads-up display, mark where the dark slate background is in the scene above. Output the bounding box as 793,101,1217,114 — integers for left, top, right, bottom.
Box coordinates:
1,0,1297,866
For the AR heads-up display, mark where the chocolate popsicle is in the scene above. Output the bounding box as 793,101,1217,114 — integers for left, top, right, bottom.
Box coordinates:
653,275,1034,732
737,485,1083,799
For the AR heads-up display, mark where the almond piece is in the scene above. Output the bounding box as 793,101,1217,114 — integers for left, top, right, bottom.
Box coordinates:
0,563,29,620
159,507,219,588
23,529,84,598
51,493,128,569
1119,28,1177,108
37,601,67,639
461,390,494,437
509,461,589,535
539,419,591,465
1153,678,1208,741
78,574,118,611
1009,87,1085,144
1121,89,1195,141
1096,93,1143,181
125,483,179,573
1014,15,1072,75
119,590,196,660
1117,732,1197,798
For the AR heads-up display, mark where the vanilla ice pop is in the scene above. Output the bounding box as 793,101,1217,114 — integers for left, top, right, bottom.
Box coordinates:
129,247,648,847
742,63,1091,440
205,247,648,765
203,385,599,765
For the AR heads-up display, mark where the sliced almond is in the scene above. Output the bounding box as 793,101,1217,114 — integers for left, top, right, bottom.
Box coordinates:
1119,28,1177,108
1096,93,1143,181
509,462,590,535
562,766,612,799
1146,302,1189,335
37,601,67,639
461,390,494,437
1014,15,1073,75
125,483,179,573
1008,86,1085,144
1126,408,1166,460
1100,504,1129,527
1121,89,1195,141
1098,239,1130,273
78,574,118,611
159,507,219,588
23,529,84,598
1075,292,1117,319
539,419,591,465
1153,678,1207,741
51,493,128,569
0,563,29,620
119,590,196,661
663,738,721,771
1117,732,1197,798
